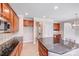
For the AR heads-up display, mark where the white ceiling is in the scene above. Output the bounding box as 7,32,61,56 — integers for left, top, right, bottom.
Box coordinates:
10,3,79,22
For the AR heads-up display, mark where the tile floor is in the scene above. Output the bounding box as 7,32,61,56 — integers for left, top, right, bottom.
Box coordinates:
21,42,39,56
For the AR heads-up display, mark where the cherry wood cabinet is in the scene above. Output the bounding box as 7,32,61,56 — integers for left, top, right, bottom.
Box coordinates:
10,40,23,56
53,34,61,43
0,3,1,15
53,23,61,43
10,10,14,31
24,19,34,27
13,15,19,32
2,4,10,20
38,40,48,56
53,23,60,31
0,3,19,33
0,3,1,11
0,3,2,16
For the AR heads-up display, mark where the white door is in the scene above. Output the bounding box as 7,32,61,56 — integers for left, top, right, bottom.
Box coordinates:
23,27,33,43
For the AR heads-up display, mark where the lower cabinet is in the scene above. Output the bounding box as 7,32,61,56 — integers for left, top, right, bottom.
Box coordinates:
10,41,23,56
38,40,48,56
53,34,61,43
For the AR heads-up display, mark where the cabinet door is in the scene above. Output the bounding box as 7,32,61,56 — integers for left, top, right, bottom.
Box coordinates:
15,15,19,32
0,3,1,15
2,4,10,21
53,34,61,43
13,15,16,32
24,20,33,27
13,15,19,32
0,3,2,16
54,23,60,31
10,10,14,32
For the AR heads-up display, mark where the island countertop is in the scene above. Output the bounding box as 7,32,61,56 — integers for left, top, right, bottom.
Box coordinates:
38,37,75,55
38,37,54,50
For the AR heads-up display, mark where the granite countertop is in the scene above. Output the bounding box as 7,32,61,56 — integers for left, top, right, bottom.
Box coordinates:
38,37,73,55
0,40,9,45
38,37,54,50
0,36,23,56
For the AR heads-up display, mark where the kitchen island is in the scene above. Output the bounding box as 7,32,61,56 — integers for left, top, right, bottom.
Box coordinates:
38,37,79,56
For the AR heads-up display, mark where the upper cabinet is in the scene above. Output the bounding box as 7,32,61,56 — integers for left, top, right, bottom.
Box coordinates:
0,3,19,33
13,15,19,32
24,18,34,27
2,4,10,20
0,3,1,13
0,4,1,13
53,23,60,31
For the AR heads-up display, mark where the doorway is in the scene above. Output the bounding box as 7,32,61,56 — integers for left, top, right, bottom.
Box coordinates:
23,19,34,43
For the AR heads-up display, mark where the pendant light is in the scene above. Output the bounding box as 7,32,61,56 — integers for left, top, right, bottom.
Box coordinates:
72,13,79,26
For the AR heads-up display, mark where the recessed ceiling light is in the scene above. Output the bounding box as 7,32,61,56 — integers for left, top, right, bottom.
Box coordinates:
25,12,29,16
43,16,46,18
54,6,59,10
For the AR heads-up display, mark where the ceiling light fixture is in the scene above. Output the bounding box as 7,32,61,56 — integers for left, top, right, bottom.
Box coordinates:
25,12,29,16
72,13,79,27
54,6,59,10
43,16,46,18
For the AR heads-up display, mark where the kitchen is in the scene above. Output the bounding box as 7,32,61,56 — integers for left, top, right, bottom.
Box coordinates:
0,3,79,56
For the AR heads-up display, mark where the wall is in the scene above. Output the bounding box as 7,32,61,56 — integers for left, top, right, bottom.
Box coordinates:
16,15,23,36
73,27,79,43
34,17,53,44
42,21,53,37
61,21,79,44
23,27,33,43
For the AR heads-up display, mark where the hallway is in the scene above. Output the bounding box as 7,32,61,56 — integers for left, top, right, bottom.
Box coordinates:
21,42,39,56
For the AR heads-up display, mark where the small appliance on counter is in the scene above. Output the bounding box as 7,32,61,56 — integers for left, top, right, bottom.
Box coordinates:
0,17,10,33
